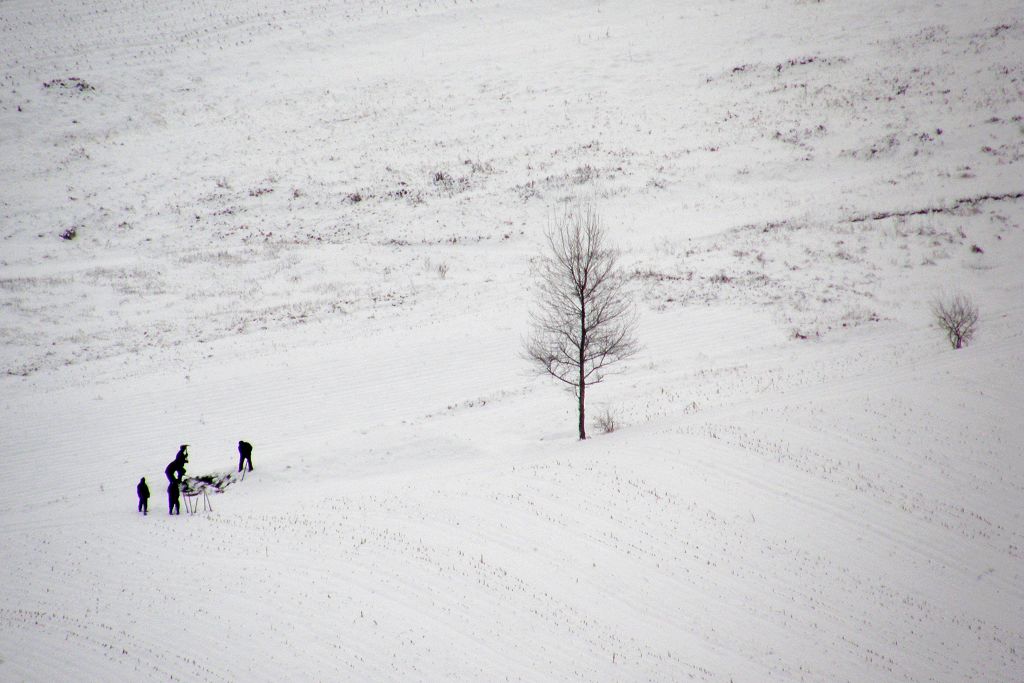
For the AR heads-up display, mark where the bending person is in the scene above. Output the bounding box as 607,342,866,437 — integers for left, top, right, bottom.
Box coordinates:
165,444,189,484
237,440,253,473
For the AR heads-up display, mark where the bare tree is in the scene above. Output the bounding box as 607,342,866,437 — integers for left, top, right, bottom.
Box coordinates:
931,292,979,349
525,203,638,439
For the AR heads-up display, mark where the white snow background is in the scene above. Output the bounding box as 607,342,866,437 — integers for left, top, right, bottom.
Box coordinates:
1,0,1022,680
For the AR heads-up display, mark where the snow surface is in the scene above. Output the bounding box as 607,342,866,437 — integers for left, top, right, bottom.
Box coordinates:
1,0,1023,680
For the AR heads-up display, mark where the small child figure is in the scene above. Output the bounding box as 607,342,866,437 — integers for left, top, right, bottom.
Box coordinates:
167,480,181,515
137,477,150,515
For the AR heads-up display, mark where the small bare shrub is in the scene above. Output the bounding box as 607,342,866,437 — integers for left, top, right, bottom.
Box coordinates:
572,165,598,184
595,406,619,434
437,263,449,279
464,158,494,174
432,170,469,195
709,272,732,284
515,180,542,201
931,292,979,349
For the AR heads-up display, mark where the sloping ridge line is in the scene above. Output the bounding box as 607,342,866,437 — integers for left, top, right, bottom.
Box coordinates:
848,191,1024,223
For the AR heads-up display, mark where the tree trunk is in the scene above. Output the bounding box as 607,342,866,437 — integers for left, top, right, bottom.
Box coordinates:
578,373,586,440
578,306,587,440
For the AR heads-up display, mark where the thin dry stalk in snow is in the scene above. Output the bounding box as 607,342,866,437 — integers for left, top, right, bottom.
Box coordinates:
525,203,638,439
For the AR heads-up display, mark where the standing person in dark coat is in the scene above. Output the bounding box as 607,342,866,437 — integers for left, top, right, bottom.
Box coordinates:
137,477,150,515
167,479,181,515
165,444,189,484
237,440,253,473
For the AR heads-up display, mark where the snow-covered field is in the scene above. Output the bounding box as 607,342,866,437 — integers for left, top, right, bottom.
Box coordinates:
2,0,1022,680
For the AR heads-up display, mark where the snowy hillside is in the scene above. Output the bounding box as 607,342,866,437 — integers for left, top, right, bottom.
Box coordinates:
1,0,1022,680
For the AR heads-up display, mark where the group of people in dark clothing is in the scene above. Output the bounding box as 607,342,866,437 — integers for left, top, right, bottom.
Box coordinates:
136,441,253,516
